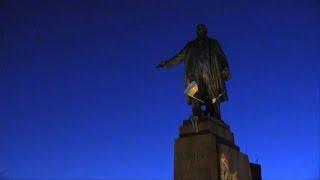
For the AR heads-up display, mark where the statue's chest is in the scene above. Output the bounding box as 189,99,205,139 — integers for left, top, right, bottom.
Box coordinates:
190,41,211,62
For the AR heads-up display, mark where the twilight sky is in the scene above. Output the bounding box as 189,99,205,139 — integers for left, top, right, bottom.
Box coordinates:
1,0,319,179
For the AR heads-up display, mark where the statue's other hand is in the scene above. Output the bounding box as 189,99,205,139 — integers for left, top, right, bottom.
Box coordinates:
222,69,231,80
156,61,167,68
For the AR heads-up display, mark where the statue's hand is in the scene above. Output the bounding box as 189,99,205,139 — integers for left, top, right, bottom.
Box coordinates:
156,61,167,68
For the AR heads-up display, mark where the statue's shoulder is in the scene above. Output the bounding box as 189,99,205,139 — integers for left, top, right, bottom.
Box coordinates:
209,37,219,43
209,38,222,48
186,40,195,45
184,40,195,48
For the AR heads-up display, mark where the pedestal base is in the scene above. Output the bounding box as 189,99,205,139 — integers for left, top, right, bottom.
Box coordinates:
174,116,261,180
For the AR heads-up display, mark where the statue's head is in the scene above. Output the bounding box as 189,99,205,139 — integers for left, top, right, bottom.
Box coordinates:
196,24,207,37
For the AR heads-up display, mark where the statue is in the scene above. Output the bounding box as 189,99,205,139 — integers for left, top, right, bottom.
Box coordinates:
157,24,231,120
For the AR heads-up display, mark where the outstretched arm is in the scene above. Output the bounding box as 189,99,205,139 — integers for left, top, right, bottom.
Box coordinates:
157,44,188,68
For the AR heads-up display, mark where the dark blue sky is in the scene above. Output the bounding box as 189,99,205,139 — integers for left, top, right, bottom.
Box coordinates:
1,0,319,179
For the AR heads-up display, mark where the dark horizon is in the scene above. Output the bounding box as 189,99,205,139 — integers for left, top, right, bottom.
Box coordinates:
1,0,319,179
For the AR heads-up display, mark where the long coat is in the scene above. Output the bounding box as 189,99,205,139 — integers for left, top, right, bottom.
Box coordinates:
163,37,231,104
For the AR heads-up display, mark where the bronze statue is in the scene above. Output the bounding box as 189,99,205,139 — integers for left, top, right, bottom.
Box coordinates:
157,24,231,120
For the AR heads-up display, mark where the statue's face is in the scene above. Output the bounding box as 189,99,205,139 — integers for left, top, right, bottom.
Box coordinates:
197,24,207,37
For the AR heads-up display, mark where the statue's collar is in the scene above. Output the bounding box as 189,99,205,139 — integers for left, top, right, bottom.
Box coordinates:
197,36,208,39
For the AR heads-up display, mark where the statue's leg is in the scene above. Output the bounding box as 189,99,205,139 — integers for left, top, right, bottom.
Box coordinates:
213,102,222,120
191,98,201,117
205,103,214,117
205,101,221,120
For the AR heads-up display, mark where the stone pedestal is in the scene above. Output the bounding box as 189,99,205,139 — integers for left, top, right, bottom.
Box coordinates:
174,116,261,180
